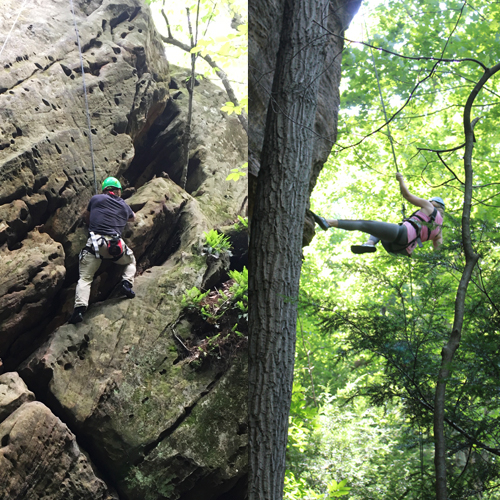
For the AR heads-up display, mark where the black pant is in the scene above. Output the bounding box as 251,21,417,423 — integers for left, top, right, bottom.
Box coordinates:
337,220,409,254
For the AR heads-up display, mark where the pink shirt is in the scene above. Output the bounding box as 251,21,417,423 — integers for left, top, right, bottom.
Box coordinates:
403,209,443,255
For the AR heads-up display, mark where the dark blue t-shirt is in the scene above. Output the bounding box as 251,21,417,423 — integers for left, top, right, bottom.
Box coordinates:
87,194,134,236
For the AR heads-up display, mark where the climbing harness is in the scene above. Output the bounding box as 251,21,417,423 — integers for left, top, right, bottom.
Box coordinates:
86,231,125,261
403,207,439,249
379,207,440,255
107,235,125,257
69,0,98,195
0,0,31,59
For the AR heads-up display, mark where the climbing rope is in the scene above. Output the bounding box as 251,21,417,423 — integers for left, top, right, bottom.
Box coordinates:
364,17,406,219
0,0,31,59
69,0,98,195
419,430,424,492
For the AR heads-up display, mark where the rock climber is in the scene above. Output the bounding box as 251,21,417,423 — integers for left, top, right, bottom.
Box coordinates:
68,177,136,324
312,172,444,256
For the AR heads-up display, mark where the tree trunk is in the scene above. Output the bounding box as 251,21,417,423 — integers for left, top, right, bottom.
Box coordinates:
433,62,500,500
180,71,194,191
247,0,330,497
180,7,198,191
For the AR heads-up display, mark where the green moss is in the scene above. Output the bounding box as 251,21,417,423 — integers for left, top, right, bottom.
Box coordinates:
172,354,247,466
125,467,176,500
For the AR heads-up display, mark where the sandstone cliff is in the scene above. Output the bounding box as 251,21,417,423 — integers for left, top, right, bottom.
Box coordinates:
0,0,248,498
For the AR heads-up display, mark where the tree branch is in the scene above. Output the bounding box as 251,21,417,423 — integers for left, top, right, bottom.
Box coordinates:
161,6,173,39
179,5,198,191
437,151,464,185
417,142,466,154
313,20,488,71
433,60,500,498
160,9,248,134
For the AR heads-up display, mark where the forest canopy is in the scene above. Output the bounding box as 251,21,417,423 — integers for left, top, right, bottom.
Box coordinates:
288,0,500,499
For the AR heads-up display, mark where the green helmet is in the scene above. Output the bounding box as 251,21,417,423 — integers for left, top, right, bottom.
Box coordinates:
102,177,122,191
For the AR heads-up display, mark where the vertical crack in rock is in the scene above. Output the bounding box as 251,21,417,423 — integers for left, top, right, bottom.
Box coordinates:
136,371,225,464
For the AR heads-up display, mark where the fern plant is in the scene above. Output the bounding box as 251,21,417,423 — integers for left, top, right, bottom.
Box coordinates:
202,229,232,257
228,267,248,312
234,215,249,231
181,286,210,310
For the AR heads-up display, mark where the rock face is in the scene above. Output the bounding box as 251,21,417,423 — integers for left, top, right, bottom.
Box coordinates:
0,373,116,499
0,372,35,422
249,0,361,244
0,401,117,500
125,65,248,223
0,0,248,498
0,230,66,357
20,188,247,497
0,0,170,360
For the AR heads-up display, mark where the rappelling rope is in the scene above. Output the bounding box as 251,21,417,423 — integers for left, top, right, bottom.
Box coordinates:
368,42,399,173
69,0,98,195
364,16,406,219
419,429,424,493
0,0,31,59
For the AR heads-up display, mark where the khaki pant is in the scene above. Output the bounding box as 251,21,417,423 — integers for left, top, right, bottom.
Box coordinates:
74,235,136,308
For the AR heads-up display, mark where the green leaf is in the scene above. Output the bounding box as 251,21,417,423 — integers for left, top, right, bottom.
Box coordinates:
226,162,248,182
219,42,231,56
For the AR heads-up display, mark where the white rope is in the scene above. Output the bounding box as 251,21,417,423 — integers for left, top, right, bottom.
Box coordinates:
0,0,31,59
69,0,98,195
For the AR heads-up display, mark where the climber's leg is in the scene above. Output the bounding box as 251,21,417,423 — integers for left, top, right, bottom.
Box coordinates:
69,250,101,323
74,250,102,308
335,220,401,241
114,245,136,298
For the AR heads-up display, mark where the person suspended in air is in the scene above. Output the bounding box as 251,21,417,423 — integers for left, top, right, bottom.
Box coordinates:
68,177,136,324
312,173,444,256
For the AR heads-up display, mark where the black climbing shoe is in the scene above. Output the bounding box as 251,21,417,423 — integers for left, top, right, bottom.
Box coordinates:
121,280,135,299
351,244,377,254
310,211,330,231
68,306,86,324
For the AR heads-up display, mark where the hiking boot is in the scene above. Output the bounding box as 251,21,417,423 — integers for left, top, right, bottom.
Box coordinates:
351,243,377,254
121,280,135,299
310,211,330,231
68,306,86,324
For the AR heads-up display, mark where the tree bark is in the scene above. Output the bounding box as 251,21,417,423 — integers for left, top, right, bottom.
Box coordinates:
433,61,500,500
248,0,330,498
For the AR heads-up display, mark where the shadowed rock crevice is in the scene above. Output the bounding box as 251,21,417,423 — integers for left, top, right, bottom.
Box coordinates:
185,157,206,195
122,98,183,188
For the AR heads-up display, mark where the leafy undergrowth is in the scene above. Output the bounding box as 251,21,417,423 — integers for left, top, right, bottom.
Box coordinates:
180,268,248,369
